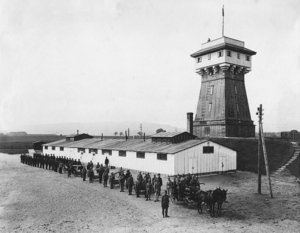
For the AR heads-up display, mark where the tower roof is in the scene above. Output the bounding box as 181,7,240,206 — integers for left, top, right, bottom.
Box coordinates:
191,36,256,58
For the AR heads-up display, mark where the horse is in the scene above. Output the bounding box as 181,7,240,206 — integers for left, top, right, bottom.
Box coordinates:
211,188,227,217
196,190,212,214
196,188,227,217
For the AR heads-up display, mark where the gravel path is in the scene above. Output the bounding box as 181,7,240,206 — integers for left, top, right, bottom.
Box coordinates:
0,153,299,233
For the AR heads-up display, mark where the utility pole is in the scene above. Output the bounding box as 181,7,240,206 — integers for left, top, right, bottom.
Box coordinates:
256,105,262,194
257,104,273,198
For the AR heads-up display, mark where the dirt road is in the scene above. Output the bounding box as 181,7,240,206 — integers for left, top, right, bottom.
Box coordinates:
0,153,299,233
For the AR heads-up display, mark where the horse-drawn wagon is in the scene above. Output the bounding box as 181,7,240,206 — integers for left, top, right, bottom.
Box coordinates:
170,176,228,217
72,165,83,177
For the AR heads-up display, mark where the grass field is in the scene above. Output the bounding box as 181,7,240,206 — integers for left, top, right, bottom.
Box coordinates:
210,137,295,175
0,134,64,154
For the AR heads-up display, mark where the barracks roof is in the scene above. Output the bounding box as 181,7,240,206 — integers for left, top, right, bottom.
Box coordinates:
44,138,211,154
151,131,186,138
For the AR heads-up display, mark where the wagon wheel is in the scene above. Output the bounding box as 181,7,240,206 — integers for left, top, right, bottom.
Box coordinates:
183,198,189,205
197,203,203,214
170,195,176,203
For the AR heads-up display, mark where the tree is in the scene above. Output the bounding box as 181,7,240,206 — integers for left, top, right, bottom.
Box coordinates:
156,128,166,134
119,132,123,136
114,132,118,136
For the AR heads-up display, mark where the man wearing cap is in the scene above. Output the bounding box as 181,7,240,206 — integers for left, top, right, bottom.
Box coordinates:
161,190,170,218
157,174,163,197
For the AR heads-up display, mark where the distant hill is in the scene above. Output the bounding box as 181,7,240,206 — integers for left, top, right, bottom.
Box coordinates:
6,132,28,136
18,121,183,136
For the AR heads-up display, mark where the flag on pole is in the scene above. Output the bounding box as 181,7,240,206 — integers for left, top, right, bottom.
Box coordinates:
222,5,224,17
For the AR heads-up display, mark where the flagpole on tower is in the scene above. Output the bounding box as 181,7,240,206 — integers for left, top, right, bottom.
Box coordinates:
222,5,224,37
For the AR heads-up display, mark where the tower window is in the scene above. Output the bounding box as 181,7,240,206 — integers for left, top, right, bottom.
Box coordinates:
197,57,202,63
226,50,231,57
246,55,251,61
208,103,212,112
218,51,223,57
204,127,210,137
207,86,214,95
237,53,240,59
234,86,237,95
208,54,211,60
236,104,239,113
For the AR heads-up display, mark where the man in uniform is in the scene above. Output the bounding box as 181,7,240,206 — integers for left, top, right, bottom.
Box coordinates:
99,164,104,184
103,170,109,188
119,171,125,192
96,162,100,176
137,172,143,183
157,174,163,197
146,180,152,201
154,180,160,202
89,167,94,183
166,177,172,196
82,166,87,181
161,190,170,218
109,172,115,189
125,170,131,189
127,174,134,195
105,157,109,167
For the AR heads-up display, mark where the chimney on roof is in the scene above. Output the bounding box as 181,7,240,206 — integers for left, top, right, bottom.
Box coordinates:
187,112,194,135
77,129,79,135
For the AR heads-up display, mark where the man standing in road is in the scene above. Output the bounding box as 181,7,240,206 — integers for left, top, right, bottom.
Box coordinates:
103,170,109,188
161,190,170,218
82,166,87,181
157,174,163,197
127,174,134,195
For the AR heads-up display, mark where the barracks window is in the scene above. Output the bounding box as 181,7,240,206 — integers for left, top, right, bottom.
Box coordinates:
78,148,85,153
60,147,64,151
119,150,126,157
203,146,214,154
102,149,112,155
52,146,55,150
89,149,97,154
136,152,145,159
157,153,167,161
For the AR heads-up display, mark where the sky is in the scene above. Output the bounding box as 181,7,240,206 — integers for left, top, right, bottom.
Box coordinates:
0,0,300,133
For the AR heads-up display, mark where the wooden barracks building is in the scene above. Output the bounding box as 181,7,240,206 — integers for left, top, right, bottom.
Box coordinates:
43,133,236,176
